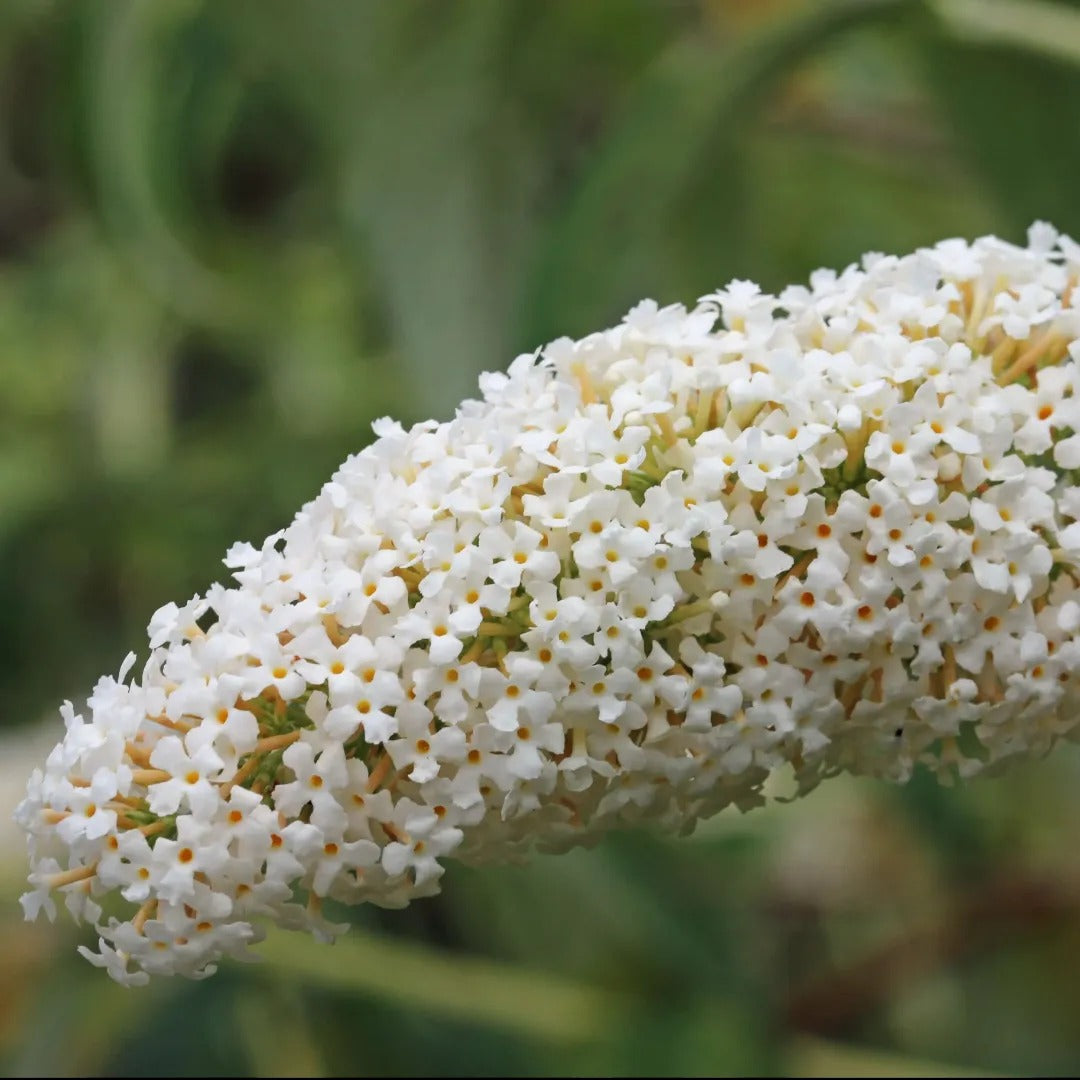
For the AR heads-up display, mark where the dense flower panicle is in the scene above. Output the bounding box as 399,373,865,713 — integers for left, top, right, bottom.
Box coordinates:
18,223,1080,983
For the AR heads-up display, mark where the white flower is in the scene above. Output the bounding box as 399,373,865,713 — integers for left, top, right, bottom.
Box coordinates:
382,799,464,887
19,224,1080,983
385,703,466,783
153,817,232,905
272,740,350,833
77,939,151,987
145,738,226,820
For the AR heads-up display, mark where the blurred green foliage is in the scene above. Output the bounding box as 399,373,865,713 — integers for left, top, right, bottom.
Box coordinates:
3,0,1080,1075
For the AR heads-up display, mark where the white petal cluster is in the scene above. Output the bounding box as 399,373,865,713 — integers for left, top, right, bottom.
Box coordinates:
18,223,1080,984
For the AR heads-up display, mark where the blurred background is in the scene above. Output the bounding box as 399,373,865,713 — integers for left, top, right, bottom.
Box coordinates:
2,0,1080,1074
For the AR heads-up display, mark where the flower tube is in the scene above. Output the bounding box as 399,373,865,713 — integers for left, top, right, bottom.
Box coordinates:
17,223,1080,984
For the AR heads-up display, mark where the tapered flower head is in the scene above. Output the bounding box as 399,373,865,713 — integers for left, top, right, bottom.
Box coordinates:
17,223,1080,983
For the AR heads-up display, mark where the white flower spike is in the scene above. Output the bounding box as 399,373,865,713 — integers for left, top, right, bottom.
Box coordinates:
17,224,1080,983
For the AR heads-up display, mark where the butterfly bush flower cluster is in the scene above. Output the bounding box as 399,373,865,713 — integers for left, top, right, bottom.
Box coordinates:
18,224,1080,984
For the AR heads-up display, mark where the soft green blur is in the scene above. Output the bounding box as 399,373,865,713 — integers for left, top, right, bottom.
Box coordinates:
3,0,1080,1075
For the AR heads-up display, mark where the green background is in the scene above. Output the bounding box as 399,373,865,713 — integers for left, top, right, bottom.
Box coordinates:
2,0,1080,1075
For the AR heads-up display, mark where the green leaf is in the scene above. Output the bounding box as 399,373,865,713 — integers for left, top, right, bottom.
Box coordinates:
787,1034,1001,1078
919,0,1080,236
931,0,1080,66
521,0,917,345
334,2,542,417
257,925,619,1044
77,0,245,328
